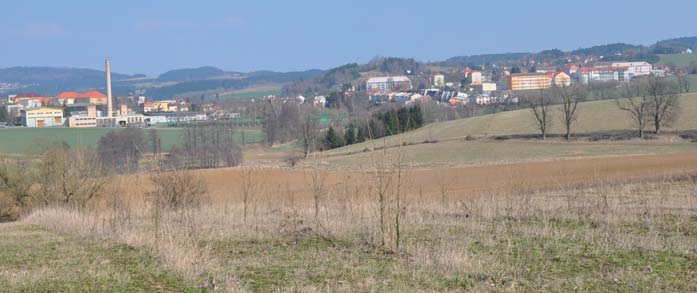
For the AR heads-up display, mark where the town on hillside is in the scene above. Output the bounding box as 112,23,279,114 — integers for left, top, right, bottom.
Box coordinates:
0,45,693,130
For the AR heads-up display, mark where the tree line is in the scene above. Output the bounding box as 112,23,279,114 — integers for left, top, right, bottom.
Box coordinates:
524,76,681,140
323,105,425,150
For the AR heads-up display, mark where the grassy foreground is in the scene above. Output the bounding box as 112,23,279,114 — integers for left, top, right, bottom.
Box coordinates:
22,171,697,291
0,223,194,292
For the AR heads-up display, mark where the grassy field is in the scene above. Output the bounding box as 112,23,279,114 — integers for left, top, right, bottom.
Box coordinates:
658,53,697,66
0,127,264,154
318,92,697,167
0,223,194,291
219,85,283,100
321,139,697,168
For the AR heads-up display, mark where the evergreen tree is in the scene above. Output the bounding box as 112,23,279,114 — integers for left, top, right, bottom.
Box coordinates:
0,107,7,123
344,123,356,145
397,107,410,132
356,126,366,143
325,126,344,149
382,109,399,135
410,105,424,128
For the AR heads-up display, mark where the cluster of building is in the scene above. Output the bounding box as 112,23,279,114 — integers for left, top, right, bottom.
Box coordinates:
359,60,658,106
3,60,210,128
507,61,655,91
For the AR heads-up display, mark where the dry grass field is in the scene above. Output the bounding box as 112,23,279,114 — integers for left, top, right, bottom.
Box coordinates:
21,169,697,291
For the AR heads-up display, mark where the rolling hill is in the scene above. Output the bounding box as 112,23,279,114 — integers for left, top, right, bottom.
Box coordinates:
157,66,228,82
318,93,697,167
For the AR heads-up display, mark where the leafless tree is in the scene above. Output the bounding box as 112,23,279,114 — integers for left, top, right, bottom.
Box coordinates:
98,128,147,173
171,123,242,169
239,164,260,223
527,89,553,140
644,77,680,134
676,74,690,93
298,110,321,158
148,129,161,164
617,81,650,138
262,99,281,146
557,85,584,141
304,158,328,236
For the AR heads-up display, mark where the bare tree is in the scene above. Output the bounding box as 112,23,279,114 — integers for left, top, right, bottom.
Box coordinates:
677,75,691,93
262,99,281,146
617,81,650,139
557,85,584,141
645,77,680,134
239,164,259,223
305,156,328,235
527,89,553,140
298,109,321,158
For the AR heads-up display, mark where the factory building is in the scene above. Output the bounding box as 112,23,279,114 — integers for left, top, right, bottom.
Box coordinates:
21,107,64,128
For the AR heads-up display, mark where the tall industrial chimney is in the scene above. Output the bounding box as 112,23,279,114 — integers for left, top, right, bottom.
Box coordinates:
106,59,113,118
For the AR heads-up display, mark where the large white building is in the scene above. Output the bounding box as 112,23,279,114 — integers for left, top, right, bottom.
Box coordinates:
366,76,412,92
597,62,652,77
579,66,629,84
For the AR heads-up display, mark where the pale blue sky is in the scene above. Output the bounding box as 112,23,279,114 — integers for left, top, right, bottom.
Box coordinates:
1,0,695,75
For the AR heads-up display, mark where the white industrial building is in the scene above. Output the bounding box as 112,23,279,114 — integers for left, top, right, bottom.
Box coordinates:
366,76,412,92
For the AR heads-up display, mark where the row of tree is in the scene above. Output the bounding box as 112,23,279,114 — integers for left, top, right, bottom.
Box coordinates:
322,105,425,150
525,76,680,140
97,124,242,173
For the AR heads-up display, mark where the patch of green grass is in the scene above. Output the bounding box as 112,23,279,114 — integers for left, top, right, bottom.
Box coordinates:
0,127,264,154
457,222,697,291
0,223,198,292
207,237,474,291
219,87,282,100
658,53,697,66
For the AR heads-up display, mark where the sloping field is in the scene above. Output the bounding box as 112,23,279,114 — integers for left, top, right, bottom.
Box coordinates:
328,93,697,156
321,139,697,168
658,53,697,66
116,152,697,206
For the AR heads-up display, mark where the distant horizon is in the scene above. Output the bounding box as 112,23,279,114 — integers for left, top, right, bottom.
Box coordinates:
1,34,692,78
2,0,696,75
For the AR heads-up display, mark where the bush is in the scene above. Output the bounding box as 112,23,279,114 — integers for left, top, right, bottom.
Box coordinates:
149,168,208,210
0,193,20,222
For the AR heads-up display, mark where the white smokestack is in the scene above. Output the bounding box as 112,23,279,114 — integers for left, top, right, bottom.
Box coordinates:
106,59,113,118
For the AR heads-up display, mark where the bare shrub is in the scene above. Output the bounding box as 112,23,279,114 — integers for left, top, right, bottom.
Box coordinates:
239,164,261,223
0,158,33,221
149,168,208,210
35,143,107,209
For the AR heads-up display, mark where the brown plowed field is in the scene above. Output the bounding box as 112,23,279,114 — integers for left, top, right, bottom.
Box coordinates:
119,152,697,204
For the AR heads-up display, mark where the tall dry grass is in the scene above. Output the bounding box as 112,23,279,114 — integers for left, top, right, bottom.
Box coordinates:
23,167,697,291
